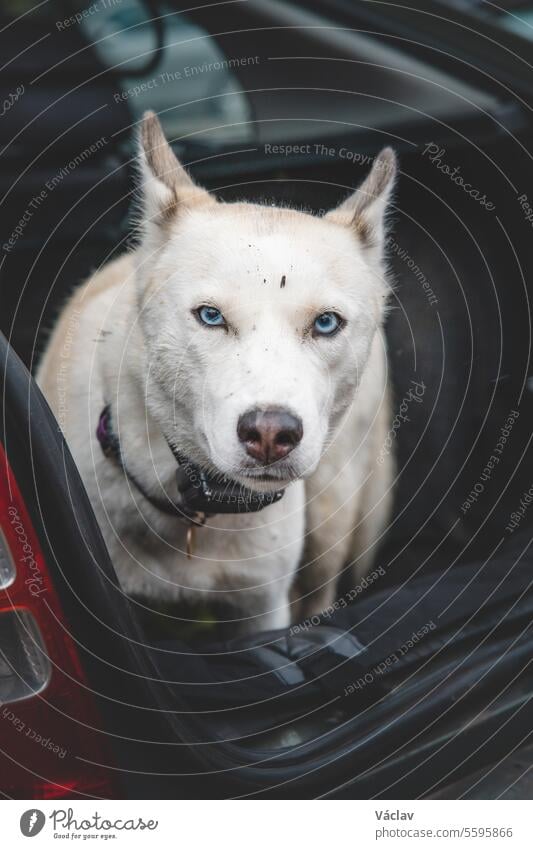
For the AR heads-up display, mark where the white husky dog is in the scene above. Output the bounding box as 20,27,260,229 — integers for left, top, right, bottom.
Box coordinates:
37,112,396,633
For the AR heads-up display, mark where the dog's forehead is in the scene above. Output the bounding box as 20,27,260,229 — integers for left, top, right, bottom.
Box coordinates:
173,203,365,286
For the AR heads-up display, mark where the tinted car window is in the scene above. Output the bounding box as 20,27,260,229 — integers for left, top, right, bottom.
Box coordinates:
78,0,254,144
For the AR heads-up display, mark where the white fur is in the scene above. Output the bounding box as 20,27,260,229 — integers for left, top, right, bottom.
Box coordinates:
37,113,396,634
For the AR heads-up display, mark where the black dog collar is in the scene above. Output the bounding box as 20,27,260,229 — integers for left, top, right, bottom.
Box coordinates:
172,452,285,517
96,405,284,527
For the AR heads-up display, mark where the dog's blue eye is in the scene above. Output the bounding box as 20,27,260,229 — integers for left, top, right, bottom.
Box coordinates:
198,305,225,327
313,312,342,336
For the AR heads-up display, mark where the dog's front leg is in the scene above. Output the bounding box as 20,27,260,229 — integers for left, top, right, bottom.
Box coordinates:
230,587,292,636
254,594,292,632
227,483,304,635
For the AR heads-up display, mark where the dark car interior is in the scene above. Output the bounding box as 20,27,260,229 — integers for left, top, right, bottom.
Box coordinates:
1,0,533,798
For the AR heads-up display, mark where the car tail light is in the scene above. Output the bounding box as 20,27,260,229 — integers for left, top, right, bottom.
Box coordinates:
0,442,117,798
0,608,51,703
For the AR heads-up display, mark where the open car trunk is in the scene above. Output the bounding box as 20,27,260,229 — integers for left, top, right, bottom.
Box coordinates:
1,152,532,792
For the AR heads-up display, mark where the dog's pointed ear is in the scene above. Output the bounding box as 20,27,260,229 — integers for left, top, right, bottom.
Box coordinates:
326,148,396,251
138,111,213,223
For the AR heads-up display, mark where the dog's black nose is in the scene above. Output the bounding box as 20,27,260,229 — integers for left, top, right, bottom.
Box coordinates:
237,408,303,465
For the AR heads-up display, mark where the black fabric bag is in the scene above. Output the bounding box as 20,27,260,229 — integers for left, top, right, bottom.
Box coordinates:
153,525,533,713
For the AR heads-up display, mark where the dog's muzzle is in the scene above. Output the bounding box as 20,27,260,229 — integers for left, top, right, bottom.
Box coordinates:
96,405,285,530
